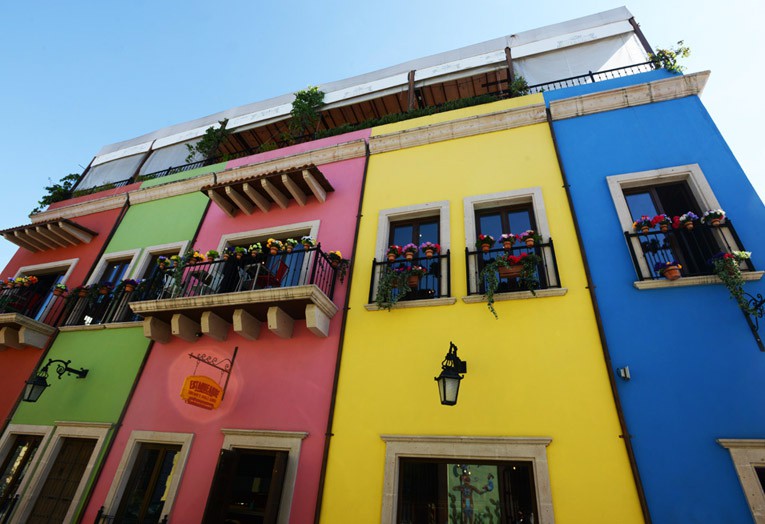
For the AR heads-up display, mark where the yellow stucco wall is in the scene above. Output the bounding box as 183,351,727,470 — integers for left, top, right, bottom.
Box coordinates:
319,97,643,523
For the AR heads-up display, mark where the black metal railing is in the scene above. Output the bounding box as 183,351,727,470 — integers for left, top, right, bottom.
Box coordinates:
71,178,133,198
625,221,754,280
0,283,70,326
368,251,451,304
94,506,168,524
526,61,656,94
62,246,338,327
465,241,561,296
136,147,261,182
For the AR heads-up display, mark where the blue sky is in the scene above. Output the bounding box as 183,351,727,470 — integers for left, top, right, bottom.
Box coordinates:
0,1,762,269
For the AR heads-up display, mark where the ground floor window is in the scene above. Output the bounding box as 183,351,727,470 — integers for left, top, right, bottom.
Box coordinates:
115,443,181,523
0,435,42,520
718,439,765,521
399,459,537,524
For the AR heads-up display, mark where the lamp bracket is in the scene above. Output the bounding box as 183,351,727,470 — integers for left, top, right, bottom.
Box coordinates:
43,359,89,380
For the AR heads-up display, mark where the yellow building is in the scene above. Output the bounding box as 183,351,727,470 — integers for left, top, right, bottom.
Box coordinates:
319,95,644,523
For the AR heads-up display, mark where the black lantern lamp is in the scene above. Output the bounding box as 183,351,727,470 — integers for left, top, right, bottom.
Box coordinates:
23,359,89,403
434,342,467,406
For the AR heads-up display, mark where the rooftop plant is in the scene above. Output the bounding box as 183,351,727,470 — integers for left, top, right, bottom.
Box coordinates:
32,173,80,214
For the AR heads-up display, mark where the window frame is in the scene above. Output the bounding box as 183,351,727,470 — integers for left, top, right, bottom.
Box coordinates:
101,430,194,522
12,422,111,524
13,259,78,322
718,439,765,522
131,241,190,281
379,435,554,524
88,249,141,286
0,424,54,517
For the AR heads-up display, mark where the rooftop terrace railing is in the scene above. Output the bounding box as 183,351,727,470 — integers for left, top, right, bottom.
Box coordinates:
526,61,656,94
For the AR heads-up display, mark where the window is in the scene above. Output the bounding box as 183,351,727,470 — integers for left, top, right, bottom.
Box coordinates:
0,435,42,520
398,459,537,524
12,259,77,325
201,430,306,524
101,431,193,523
718,439,765,522
89,250,140,287
608,165,751,282
381,435,554,524
464,189,560,297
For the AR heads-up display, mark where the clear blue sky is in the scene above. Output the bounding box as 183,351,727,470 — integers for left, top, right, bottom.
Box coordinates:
1,1,762,269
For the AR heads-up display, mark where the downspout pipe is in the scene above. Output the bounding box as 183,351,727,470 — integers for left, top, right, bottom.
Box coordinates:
545,107,652,523
313,140,371,524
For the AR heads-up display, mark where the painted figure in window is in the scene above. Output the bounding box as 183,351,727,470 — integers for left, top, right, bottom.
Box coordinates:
451,468,487,524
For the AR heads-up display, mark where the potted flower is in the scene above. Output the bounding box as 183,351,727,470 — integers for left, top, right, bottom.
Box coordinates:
479,252,541,318
420,242,440,258
16,276,29,287
701,209,726,227
72,285,91,299
284,238,299,253
402,243,419,260
386,245,402,262
476,234,495,252
169,255,181,267
52,283,68,297
189,251,205,264
301,236,316,249
248,243,262,255
517,230,542,247
98,282,113,295
403,264,427,288
651,214,672,233
675,212,699,231
234,246,247,259
223,247,233,261
632,217,653,234
499,233,516,250
654,261,682,281
157,255,168,269
710,251,752,313
327,251,349,283
206,250,219,262
26,276,39,286
267,238,283,255
120,278,141,293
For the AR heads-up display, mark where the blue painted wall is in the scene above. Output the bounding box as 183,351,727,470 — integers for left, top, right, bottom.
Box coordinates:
548,84,765,523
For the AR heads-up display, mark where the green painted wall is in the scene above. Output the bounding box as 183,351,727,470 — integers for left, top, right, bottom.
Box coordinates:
139,162,226,189
104,192,208,254
12,327,149,425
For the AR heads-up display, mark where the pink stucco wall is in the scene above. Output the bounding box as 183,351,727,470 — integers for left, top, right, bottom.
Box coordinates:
82,132,369,524
46,182,140,210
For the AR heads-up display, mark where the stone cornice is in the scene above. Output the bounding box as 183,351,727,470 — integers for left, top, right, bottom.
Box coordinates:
369,103,548,154
30,193,128,223
128,173,216,205
380,435,552,447
549,71,711,121
633,270,764,290
0,313,57,335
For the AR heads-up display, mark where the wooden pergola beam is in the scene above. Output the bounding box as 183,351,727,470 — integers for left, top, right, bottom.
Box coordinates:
207,189,236,217
243,183,271,213
282,174,306,207
261,179,289,209
303,170,327,203
225,186,254,215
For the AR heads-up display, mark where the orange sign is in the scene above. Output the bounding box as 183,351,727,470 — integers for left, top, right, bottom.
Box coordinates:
180,375,223,410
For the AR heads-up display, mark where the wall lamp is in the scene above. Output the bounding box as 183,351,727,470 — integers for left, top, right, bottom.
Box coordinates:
434,342,467,406
23,359,89,403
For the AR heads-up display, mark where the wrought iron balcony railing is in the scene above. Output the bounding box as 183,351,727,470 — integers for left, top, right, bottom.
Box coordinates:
624,221,754,280
465,241,561,296
0,283,69,326
94,506,168,524
369,251,451,305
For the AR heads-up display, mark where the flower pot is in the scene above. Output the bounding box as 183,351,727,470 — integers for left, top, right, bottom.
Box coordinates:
502,241,514,250
387,253,397,262
223,254,229,261
23,283,30,287
481,244,490,253
407,275,420,288
499,265,523,279
286,245,294,253
660,224,669,233
425,249,434,258
525,238,535,248
684,222,694,231
640,226,650,234
331,260,340,269
78,290,88,298
53,289,63,297
125,284,135,293
207,257,214,262
236,254,243,260
99,288,110,295
159,263,166,270
405,252,414,260
270,247,279,255
303,243,312,250
662,266,681,281
711,218,722,227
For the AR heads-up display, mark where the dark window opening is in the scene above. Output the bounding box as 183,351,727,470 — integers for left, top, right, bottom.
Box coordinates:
115,443,181,523
100,259,131,286
755,466,765,493
0,435,42,520
387,216,442,301
398,459,537,524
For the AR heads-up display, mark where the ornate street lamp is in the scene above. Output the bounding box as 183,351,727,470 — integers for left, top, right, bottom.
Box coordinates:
23,359,89,403
434,342,467,406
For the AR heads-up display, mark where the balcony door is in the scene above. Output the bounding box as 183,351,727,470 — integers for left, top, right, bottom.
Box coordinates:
0,435,42,520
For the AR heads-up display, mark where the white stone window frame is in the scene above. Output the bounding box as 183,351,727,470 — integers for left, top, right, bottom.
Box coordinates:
14,258,79,322
380,435,554,524
607,164,744,286
87,249,142,286
0,424,55,504
12,421,111,524
718,439,765,522
368,201,452,306
130,241,190,280
220,429,308,524
101,430,194,522
463,188,560,296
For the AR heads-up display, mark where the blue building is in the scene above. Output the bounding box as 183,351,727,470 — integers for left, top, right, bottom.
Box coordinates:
547,69,765,522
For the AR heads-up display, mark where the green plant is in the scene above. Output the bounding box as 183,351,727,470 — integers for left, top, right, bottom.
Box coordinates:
508,75,530,98
712,251,753,314
480,253,541,318
289,86,325,143
185,119,230,162
206,250,219,259
32,173,80,214
650,41,690,73
257,141,278,153
375,267,406,310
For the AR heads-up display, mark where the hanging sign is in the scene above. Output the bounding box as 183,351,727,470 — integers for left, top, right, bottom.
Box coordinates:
180,375,223,410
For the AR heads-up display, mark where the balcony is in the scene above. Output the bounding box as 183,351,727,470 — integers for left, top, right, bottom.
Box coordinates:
368,252,452,309
625,222,756,283
465,241,561,297
0,284,67,349
129,246,340,342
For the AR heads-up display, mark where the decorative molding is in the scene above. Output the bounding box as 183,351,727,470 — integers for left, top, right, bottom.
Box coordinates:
461,288,568,303
549,71,711,121
128,173,217,204
0,313,57,335
58,321,143,332
30,193,128,223
364,297,457,311
221,429,308,440
718,439,765,522
634,271,764,290
370,103,547,154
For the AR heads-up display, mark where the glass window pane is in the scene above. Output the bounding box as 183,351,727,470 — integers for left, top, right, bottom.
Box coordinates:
391,224,414,247
478,213,502,240
77,154,146,190
507,209,533,233
418,221,439,245
625,192,657,220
